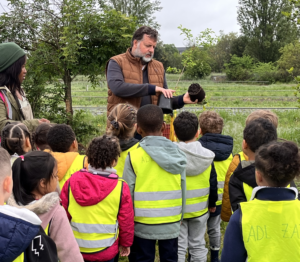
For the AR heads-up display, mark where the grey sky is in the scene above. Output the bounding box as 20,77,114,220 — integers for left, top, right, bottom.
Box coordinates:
0,0,241,46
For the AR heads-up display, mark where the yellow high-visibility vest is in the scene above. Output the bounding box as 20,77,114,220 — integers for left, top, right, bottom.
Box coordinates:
114,143,139,178
68,178,122,253
130,147,182,225
184,166,211,219
14,223,50,262
214,154,233,206
240,197,300,262
59,155,86,189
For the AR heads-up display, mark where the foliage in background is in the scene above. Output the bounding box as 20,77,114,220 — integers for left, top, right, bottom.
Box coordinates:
238,0,299,63
0,0,136,118
102,0,162,29
208,31,238,72
166,67,180,74
178,26,217,79
153,42,182,69
224,55,254,81
251,62,281,83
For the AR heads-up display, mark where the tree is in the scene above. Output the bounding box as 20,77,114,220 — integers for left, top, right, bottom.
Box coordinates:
103,0,162,29
230,35,248,57
153,42,182,69
0,0,137,117
208,31,238,72
224,55,254,80
238,0,299,62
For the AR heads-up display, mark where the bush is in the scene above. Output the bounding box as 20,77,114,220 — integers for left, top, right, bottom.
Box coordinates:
224,55,254,81
166,67,180,74
182,47,211,79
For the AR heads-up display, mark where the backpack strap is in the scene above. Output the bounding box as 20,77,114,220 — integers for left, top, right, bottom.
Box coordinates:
0,90,12,119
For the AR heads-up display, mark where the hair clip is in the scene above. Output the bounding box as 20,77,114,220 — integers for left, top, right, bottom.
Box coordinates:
20,155,24,161
111,120,119,130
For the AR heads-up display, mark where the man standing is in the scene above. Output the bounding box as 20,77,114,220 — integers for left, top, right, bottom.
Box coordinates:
106,26,196,114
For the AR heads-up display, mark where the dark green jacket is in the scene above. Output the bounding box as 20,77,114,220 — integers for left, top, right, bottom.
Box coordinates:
0,86,39,133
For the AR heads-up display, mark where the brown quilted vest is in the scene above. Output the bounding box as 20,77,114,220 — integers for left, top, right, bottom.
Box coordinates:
106,48,164,114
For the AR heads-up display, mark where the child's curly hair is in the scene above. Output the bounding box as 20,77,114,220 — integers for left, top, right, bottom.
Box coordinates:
256,141,300,187
199,111,223,135
86,135,121,170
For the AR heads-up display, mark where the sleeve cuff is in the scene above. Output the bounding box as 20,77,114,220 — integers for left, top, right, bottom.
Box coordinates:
178,94,185,107
148,84,156,95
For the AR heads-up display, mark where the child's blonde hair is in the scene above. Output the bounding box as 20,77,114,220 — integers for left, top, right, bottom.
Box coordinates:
107,104,137,140
199,111,224,135
245,110,278,128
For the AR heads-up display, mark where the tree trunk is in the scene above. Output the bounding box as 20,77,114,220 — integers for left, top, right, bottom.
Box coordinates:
63,70,73,119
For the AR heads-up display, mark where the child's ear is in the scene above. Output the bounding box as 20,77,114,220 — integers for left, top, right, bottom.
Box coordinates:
25,137,32,151
242,139,248,150
195,129,200,138
136,125,143,135
3,175,13,194
161,122,166,134
255,170,263,186
199,128,203,136
70,140,78,152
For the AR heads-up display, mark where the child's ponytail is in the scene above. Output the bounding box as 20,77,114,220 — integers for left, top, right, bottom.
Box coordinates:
107,104,137,140
12,151,56,205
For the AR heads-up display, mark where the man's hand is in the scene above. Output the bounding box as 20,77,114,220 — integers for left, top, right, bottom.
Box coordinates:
183,92,198,104
155,86,175,98
119,246,130,257
209,207,216,213
38,118,50,124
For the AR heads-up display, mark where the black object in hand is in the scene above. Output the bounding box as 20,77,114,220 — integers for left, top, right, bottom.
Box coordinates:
188,83,205,102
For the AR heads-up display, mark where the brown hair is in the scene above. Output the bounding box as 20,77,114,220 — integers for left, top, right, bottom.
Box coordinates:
0,148,11,181
33,123,55,151
246,110,278,128
87,135,121,170
131,26,158,47
256,141,300,187
1,123,32,155
199,111,224,135
107,104,137,140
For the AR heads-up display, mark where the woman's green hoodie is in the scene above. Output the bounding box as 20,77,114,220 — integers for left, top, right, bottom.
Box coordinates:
0,86,39,132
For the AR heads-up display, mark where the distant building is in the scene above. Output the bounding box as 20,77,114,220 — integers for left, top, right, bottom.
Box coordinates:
176,47,187,54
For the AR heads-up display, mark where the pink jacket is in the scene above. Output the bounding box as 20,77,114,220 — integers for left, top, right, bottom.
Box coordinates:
61,168,134,262
7,192,84,262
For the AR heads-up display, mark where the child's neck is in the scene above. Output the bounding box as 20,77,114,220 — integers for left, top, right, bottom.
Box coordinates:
246,150,256,161
181,138,197,144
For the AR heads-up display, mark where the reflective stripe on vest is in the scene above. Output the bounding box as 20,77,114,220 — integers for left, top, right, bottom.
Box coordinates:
184,166,211,219
68,179,122,253
130,147,182,225
59,155,86,189
240,198,300,262
214,154,233,206
114,143,139,178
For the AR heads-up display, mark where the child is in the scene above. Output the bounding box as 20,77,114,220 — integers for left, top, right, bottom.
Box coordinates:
7,151,83,262
123,104,187,262
1,123,32,164
107,104,138,177
0,148,58,262
198,111,233,262
229,118,279,211
33,123,54,151
46,124,88,189
173,111,218,262
221,109,279,222
222,141,300,262
61,135,134,262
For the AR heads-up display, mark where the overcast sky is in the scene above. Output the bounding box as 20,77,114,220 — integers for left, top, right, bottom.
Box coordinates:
0,0,241,46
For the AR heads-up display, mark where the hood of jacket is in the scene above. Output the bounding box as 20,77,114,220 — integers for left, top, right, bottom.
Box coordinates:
139,136,187,175
45,150,79,181
199,133,233,161
175,141,215,176
68,168,120,206
0,205,41,262
119,138,139,152
7,192,60,215
234,161,257,188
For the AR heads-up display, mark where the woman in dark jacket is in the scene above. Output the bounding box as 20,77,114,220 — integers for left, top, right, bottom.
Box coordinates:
0,42,49,133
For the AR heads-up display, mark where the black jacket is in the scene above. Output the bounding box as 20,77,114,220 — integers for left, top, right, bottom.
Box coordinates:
229,162,300,212
199,133,233,216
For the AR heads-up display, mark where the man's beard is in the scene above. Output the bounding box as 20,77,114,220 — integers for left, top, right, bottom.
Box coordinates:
132,43,154,63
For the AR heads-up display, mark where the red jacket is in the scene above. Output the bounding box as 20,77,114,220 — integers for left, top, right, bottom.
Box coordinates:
61,169,134,262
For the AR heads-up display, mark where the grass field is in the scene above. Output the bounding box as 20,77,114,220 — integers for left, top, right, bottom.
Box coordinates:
67,74,300,261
